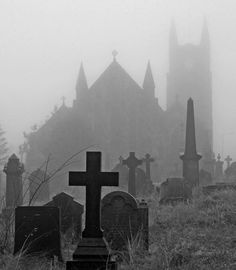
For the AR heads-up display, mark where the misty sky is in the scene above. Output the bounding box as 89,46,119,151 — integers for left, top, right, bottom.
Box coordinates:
0,0,236,160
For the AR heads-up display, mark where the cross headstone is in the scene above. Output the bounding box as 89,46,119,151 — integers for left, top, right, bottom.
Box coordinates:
143,153,154,180
123,152,142,197
66,151,118,269
225,155,232,169
4,154,24,208
215,153,224,179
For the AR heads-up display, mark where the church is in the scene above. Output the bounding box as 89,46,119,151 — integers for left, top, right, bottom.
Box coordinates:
24,21,213,193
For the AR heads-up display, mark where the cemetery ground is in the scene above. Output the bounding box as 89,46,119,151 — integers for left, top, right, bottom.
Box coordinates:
1,188,236,269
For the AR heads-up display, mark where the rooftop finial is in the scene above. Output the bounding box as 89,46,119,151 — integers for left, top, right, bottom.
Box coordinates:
112,50,118,61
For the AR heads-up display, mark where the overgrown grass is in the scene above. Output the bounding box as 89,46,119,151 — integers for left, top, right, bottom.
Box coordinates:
1,188,236,269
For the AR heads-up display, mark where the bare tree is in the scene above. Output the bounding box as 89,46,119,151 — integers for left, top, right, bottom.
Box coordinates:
0,125,8,166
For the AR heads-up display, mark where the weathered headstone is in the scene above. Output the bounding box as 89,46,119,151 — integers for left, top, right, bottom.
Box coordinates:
202,182,236,195
122,152,142,197
159,178,192,205
180,98,201,187
225,155,232,169
66,151,118,270
45,192,84,238
202,151,216,177
199,169,212,186
29,168,50,204
101,191,148,252
111,156,128,187
225,161,236,180
14,206,62,260
215,154,224,179
4,154,24,208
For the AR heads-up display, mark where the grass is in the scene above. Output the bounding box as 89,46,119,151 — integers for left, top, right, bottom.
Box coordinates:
1,188,236,269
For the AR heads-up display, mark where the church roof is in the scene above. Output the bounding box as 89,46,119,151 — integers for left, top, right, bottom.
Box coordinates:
89,58,143,94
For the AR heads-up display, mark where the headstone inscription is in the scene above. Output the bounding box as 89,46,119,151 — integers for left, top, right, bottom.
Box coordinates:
45,192,84,238
180,98,201,187
66,151,118,270
29,168,50,204
159,178,192,205
122,152,142,197
14,206,62,260
4,154,24,208
101,191,149,252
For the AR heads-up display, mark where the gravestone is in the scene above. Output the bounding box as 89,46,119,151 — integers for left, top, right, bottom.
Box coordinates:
225,161,236,180
159,178,192,205
122,152,142,197
4,154,24,208
101,191,148,252
202,182,236,195
111,156,128,187
66,151,118,270
180,98,201,187
29,168,50,204
14,206,62,260
45,192,84,238
199,169,212,186
215,154,224,180
225,155,232,169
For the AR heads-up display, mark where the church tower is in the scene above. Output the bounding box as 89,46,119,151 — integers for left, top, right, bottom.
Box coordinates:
166,20,213,155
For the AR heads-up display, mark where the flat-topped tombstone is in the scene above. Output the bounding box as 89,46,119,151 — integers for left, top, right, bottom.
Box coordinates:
45,192,84,238
66,151,118,270
159,178,192,205
101,191,149,252
29,168,50,204
14,206,62,260
123,152,142,197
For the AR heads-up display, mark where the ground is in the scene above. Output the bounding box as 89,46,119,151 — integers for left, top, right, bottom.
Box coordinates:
1,188,236,269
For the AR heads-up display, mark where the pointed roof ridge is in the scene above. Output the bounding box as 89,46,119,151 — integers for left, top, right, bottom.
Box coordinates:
89,58,143,92
76,62,88,99
9,153,19,160
143,60,155,90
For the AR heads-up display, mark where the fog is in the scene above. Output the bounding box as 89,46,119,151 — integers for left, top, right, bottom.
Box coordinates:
0,0,235,159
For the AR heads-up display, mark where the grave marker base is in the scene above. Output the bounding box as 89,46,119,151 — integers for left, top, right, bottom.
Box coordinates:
66,261,117,270
67,237,118,269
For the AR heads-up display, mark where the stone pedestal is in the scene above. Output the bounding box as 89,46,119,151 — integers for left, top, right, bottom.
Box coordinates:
66,238,117,270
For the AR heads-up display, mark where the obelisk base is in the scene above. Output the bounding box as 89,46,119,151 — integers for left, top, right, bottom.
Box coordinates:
66,238,117,270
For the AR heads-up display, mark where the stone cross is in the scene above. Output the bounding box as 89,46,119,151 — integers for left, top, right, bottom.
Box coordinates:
143,153,154,180
69,152,119,238
123,152,142,197
225,155,232,169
